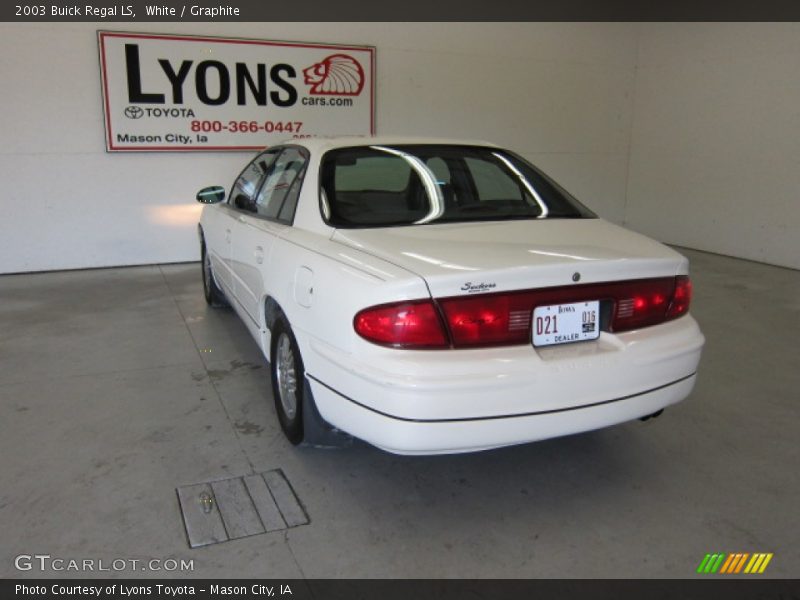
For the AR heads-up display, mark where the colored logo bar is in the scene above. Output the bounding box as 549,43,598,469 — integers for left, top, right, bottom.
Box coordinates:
696,553,773,574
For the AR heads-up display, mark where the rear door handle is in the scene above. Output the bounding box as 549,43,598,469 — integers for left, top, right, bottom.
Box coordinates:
254,246,264,264
225,229,231,243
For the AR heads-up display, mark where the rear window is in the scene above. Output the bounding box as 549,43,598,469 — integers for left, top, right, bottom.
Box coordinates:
319,144,595,228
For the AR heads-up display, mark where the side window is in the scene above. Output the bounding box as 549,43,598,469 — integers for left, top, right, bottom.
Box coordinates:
426,156,451,184
229,151,280,212
277,175,303,223
254,147,309,222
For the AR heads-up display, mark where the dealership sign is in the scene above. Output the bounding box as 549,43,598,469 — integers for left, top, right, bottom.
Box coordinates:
98,32,376,152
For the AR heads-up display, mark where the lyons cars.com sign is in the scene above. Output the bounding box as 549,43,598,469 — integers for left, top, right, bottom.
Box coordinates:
98,31,376,152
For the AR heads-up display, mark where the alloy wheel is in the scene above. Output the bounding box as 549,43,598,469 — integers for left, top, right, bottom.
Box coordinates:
276,333,298,420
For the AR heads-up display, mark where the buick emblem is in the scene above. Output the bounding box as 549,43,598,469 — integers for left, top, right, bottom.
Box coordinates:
124,106,144,119
572,272,581,282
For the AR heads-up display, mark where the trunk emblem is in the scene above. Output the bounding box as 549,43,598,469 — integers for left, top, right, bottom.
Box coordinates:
461,282,497,294
572,272,581,282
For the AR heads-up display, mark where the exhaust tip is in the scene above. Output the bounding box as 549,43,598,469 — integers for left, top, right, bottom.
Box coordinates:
640,409,664,422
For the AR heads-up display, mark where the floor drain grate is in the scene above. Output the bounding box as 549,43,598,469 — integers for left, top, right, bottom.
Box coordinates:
177,469,309,548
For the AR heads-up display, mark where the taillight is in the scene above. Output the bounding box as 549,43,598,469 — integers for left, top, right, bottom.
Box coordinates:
667,275,692,318
441,295,530,347
611,278,677,331
354,276,692,349
611,276,692,331
354,300,448,348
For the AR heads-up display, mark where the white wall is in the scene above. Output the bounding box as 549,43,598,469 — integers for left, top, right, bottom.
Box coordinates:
5,22,796,275
625,23,800,270
0,22,638,274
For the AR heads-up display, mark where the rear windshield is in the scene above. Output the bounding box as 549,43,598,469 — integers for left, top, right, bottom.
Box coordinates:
319,145,596,228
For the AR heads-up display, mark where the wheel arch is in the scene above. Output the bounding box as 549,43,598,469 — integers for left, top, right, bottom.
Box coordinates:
264,295,285,335
264,293,348,447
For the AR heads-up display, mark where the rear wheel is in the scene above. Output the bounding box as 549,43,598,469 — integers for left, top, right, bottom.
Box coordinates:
201,242,228,307
270,317,305,444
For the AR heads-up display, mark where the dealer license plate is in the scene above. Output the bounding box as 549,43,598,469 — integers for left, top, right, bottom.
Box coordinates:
532,300,600,347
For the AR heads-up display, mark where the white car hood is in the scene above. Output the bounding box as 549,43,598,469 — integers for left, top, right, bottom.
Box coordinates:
331,218,687,297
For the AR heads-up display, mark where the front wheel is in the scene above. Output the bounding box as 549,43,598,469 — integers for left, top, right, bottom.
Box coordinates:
270,318,305,444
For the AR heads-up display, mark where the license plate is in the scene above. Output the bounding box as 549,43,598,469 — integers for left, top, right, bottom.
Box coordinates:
532,300,600,347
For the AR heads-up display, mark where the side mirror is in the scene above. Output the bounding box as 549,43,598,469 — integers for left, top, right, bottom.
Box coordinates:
196,186,226,204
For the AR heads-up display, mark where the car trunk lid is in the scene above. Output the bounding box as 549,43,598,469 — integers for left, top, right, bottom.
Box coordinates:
331,218,687,298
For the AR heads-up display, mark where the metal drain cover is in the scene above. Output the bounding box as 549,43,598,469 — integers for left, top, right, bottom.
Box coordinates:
177,469,309,548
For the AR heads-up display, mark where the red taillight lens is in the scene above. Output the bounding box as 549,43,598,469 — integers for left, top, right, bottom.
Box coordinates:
667,275,692,318
611,278,678,332
354,300,448,348
355,276,692,349
611,276,692,331
440,295,530,347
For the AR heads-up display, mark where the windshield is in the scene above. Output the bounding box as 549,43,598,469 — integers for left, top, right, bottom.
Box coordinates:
319,145,596,228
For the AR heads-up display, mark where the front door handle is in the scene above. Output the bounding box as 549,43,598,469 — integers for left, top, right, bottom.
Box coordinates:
225,229,231,243
254,246,264,264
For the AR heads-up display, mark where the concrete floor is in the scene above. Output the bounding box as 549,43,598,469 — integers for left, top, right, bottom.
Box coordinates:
0,248,797,578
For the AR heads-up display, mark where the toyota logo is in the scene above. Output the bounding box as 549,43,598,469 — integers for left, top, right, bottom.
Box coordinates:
124,106,144,119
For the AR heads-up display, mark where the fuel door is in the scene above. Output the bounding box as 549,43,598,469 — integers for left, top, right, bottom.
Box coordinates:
294,266,314,308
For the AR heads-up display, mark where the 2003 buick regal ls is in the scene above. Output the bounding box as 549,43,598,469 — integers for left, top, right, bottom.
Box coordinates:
196,137,705,455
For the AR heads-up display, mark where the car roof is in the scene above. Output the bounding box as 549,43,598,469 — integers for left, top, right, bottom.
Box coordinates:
279,135,501,154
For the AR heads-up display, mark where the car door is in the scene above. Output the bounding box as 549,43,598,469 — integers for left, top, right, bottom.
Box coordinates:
225,149,282,318
202,201,235,296
231,146,310,325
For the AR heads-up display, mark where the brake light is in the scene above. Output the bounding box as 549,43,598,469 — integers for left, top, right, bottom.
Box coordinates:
442,295,529,346
354,300,448,348
667,275,692,318
442,294,530,346
611,278,678,331
354,276,692,349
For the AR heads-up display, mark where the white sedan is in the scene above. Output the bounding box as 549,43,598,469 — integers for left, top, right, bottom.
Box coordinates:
197,137,705,455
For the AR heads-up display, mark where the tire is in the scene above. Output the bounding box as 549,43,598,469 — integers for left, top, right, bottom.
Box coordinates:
201,241,228,308
270,317,305,445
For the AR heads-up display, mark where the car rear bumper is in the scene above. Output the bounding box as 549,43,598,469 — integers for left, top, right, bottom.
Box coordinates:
303,314,704,454
308,372,697,455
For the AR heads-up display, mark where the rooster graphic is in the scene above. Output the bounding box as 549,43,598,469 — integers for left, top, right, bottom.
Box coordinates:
303,54,365,96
